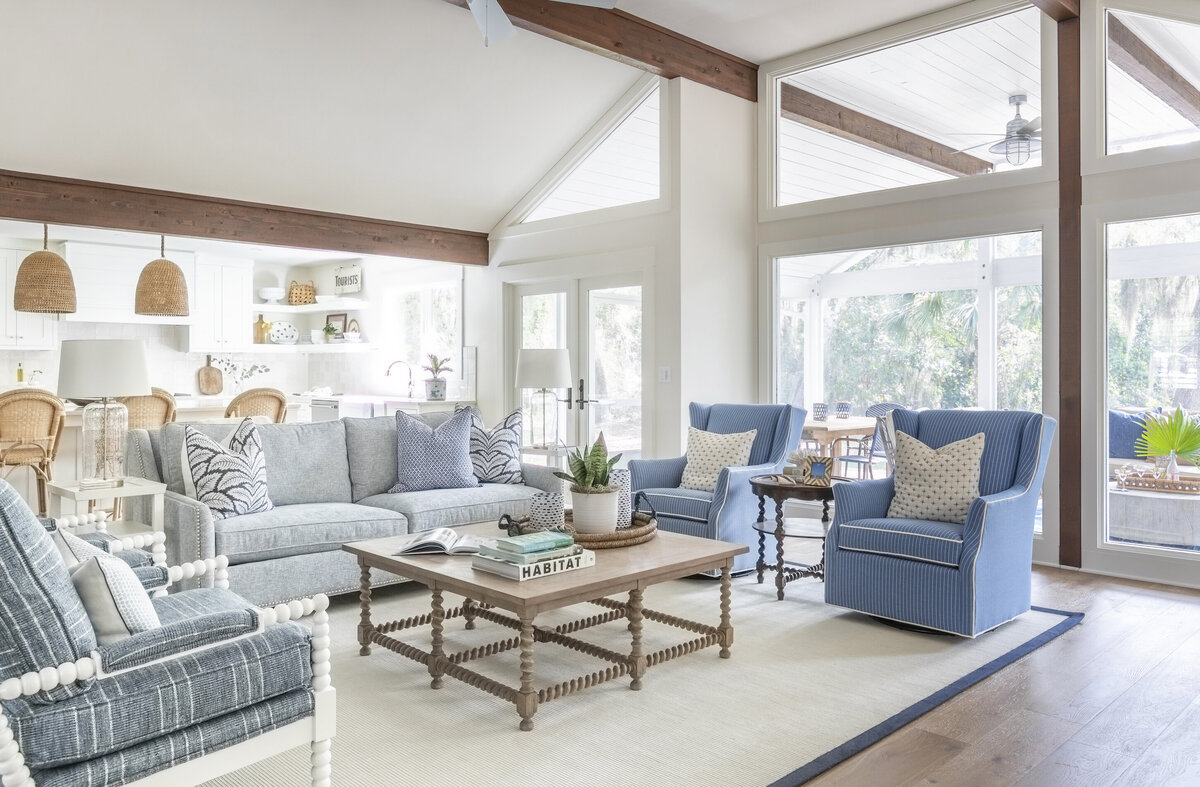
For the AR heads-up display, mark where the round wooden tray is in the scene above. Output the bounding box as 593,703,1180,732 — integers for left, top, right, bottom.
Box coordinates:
566,510,658,548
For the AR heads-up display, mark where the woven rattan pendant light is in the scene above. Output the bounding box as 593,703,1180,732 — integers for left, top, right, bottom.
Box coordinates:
135,235,189,316
14,224,76,313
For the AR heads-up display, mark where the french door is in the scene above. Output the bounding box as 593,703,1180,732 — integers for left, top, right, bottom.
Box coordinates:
511,275,644,464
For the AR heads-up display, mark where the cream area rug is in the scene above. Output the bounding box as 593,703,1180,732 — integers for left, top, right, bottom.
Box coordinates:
207,576,1080,787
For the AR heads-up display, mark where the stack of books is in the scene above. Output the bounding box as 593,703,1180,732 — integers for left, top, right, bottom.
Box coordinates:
471,530,596,581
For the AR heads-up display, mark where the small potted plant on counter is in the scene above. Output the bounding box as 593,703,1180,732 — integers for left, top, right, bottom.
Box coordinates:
320,322,338,343
422,354,452,401
554,433,622,533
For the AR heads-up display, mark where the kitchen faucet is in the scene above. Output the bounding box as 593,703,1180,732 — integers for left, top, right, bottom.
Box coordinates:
385,360,414,398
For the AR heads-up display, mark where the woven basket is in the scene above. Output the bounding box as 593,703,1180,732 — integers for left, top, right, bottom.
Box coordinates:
287,280,316,305
566,510,657,549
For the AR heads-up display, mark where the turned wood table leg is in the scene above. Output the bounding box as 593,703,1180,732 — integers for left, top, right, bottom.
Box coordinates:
429,588,446,689
774,497,787,601
517,616,538,731
756,493,766,584
719,562,734,658
357,562,373,656
628,588,646,690
463,597,477,630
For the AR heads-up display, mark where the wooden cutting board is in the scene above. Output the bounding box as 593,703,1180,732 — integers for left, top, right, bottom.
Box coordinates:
197,355,223,395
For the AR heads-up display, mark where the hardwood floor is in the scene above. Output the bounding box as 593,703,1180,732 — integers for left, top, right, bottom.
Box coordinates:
805,565,1200,786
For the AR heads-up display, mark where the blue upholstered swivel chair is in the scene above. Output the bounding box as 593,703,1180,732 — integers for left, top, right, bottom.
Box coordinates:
824,409,1056,637
629,403,805,574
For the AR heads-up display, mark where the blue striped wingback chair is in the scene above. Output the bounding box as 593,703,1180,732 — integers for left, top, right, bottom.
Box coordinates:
0,480,335,786
629,402,805,574
824,409,1056,637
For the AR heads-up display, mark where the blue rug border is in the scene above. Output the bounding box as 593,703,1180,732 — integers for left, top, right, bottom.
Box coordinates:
768,606,1085,787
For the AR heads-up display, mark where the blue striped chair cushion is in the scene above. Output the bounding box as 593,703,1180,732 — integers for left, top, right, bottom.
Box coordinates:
30,688,314,787
637,487,713,523
892,409,1037,496
835,518,965,567
152,586,257,625
8,621,312,770
0,481,97,704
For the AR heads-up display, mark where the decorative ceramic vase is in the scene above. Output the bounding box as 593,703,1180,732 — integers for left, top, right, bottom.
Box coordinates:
425,379,447,401
529,492,565,530
611,469,632,527
813,402,828,421
571,490,618,533
836,401,851,419
310,329,325,344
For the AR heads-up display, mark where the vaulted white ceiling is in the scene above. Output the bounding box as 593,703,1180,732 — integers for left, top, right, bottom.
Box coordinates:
0,0,985,237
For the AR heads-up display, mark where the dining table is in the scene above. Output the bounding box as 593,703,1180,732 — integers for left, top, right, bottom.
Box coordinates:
802,415,879,461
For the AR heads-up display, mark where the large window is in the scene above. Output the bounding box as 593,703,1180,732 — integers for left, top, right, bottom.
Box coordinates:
776,7,1043,206
1105,213,1200,556
775,231,1043,415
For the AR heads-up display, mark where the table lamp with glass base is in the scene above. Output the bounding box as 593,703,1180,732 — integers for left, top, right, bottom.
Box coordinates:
515,348,572,449
58,339,151,489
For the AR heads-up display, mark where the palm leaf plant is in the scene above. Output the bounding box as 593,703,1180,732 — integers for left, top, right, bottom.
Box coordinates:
1134,406,1200,468
422,354,453,380
554,432,622,494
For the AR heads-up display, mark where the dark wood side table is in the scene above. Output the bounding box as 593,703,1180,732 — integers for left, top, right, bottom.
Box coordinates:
750,475,835,600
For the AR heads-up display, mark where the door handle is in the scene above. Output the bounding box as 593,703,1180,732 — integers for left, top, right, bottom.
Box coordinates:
573,378,598,409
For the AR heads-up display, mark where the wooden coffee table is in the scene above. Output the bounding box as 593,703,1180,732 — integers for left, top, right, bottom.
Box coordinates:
343,523,747,731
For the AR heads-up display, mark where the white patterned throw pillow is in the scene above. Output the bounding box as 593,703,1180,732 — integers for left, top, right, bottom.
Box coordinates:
389,409,479,493
887,431,986,525
456,406,523,485
182,418,273,520
51,528,109,569
70,555,161,645
680,426,757,493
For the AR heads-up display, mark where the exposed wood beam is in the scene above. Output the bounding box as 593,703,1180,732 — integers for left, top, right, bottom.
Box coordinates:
1029,0,1079,22
1108,14,1200,128
779,84,993,177
443,0,757,102
0,170,489,265
1057,18,1083,568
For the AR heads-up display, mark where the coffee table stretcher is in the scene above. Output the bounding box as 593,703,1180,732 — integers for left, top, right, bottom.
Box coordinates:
353,557,736,731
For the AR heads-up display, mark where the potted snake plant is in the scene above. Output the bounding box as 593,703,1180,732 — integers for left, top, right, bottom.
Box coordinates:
554,433,622,533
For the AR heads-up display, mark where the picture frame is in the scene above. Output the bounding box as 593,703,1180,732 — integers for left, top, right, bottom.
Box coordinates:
797,455,833,487
325,313,348,335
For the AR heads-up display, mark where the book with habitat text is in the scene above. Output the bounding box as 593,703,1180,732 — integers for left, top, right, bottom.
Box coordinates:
493,530,574,554
393,528,490,556
471,549,596,580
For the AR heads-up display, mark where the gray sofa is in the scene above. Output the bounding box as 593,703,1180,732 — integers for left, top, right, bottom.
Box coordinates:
125,413,558,606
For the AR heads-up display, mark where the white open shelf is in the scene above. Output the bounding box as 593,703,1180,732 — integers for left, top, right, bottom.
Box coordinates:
251,342,377,354
253,299,368,314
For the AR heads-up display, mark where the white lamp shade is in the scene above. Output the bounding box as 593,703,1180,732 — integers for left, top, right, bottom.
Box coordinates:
57,339,152,399
515,348,572,390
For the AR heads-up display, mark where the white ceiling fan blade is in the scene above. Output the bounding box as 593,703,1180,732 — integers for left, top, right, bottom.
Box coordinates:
467,0,517,46
1018,116,1042,134
554,0,618,7
954,140,1000,154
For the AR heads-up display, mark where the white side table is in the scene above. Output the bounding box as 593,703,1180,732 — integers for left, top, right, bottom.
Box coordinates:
520,445,576,471
46,477,168,566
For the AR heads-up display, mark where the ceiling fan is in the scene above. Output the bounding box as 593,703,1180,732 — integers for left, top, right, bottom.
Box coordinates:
467,0,617,46
955,94,1043,166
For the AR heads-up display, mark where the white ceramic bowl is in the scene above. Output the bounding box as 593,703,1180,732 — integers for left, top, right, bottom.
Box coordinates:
314,295,335,303
259,287,285,304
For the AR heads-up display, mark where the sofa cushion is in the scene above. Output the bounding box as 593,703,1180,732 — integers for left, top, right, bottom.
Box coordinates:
7,621,312,770
636,487,713,523
390,409,478,493
152,586,256,625
680,426,756,493
360,483,541,532
345,413,452,501
160,420,352,505
888,432,984,525
214,502,407,565
1109,408,1160,459
835,517,965,567
0,481,97,705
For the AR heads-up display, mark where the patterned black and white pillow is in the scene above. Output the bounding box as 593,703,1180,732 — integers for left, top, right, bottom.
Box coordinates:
182,418,273,519
457,406,523,485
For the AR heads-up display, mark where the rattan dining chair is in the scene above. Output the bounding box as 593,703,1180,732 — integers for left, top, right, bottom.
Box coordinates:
224,387,288,423
117,387,178,430
0,389,65,515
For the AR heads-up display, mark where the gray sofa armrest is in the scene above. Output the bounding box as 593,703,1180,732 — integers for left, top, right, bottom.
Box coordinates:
162,490,216,569
520,464,562,494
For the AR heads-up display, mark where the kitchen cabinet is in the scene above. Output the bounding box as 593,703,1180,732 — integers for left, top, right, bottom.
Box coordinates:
0,249,57,349
188,256,252,352
61,242,195,325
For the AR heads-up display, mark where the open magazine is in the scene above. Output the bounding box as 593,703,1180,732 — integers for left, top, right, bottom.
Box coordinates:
393,528,489,556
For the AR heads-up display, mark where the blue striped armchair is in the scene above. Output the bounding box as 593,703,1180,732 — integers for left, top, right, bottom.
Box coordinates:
0,481,335,786
824,409,1056,637
630,403,805,574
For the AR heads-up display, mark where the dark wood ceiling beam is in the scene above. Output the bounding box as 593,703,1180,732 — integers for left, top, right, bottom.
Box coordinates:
1029,0,1079,22
0,170,489,265
1108,14,1200,128
780,84,993,177
442,0,757,102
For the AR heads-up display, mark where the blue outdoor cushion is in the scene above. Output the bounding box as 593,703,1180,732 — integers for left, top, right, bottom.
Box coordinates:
1109,408,1159,459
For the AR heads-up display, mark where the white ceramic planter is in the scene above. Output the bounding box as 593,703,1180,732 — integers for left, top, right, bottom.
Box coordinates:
425,379,447,401
571,490,618,533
